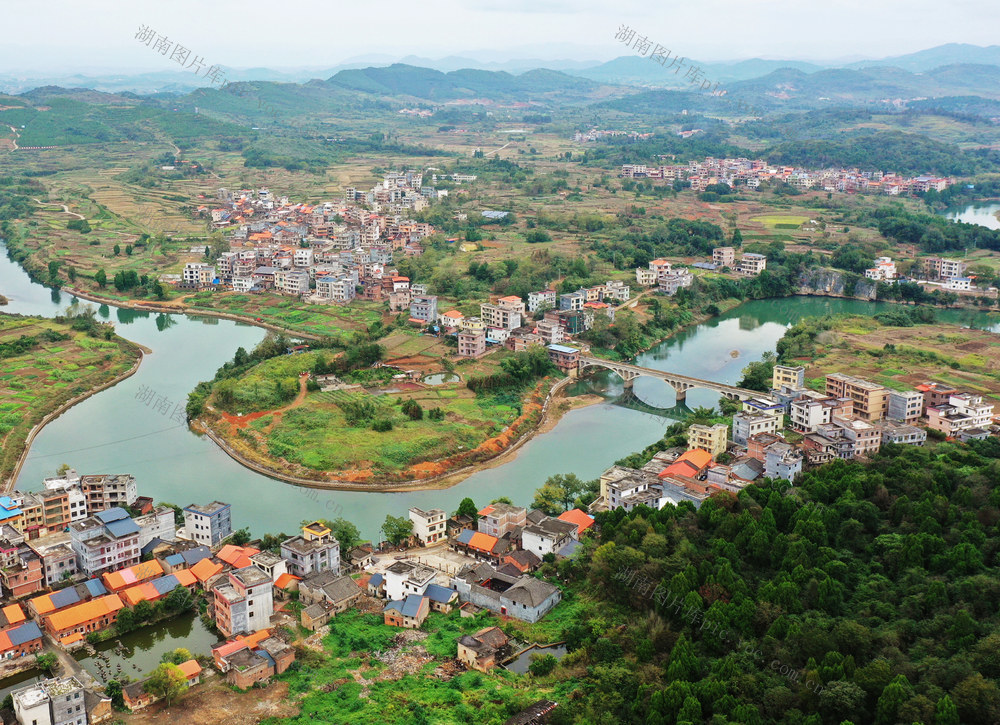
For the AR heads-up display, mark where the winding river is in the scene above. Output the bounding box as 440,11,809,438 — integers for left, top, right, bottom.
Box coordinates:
2,203,999,543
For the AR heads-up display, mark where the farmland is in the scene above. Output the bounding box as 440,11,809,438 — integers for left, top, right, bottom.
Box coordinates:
0,312,143,486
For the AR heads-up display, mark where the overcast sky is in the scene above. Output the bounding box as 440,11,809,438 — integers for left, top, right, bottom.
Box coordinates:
2,0,997,73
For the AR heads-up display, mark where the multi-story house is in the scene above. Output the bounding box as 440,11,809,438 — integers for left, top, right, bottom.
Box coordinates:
658,271,694,296
213,566,274,638
527,289,557,313
30,540,78,587
790,395,853,433
763,443,803,481
831,416,882,457
69,508,140,577
481,297,525,330
602,280,631,302
879,422,927,446
408,508,447,546
635,267,657,287
887,390,924,425
477,503,527,538
457,328,487,357
923,257,966,280
732,411,780,446
535,319,564,345
546,344,580,374
79,474,136,513
280,522,340,578
183,501,232,547
1,545,44,598
384,560,435,601
134,507,176,549
738,253,767,275
772,365,805,390
12,676,88,725
409,295,438,323
558,291,586,312
926,393,994,436
686,423,729,459
522,518,577,558
825,374,889,421
713,247,736,268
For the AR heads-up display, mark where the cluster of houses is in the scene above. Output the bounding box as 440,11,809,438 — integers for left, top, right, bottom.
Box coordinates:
591,364,997,511
178,171,446,303
444,281,628,358
621,156,951,196
634,251,766,294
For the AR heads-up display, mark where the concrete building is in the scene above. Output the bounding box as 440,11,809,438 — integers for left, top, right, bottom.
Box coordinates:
879,422,927,446
134,507,176,550
384,560,435,601
887,390,924,425
772,365,805,390
481,297,525,330
763,443,803,481
635,267,657,287
686,423,729,459
658,271,694,296
69,508,140,577
12,676,88,725
712,247,736,268
825,374,889,421
732,411,780,447
528,289,557,313
478,503,527,538
926,393,993,436
409,295,438,323
790,396,853,433
453,564,561,623
522,518,577,558
212,566,274,638
546,344,580,373
738,253,767,275
280,522,340,579
183,501,232,547
408,507,447,545
79,475,136,513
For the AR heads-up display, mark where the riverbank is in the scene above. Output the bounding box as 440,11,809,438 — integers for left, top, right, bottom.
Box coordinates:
0,314,146,492
192,374,608,492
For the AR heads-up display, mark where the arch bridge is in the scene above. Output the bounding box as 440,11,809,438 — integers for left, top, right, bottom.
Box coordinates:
578,355,772,404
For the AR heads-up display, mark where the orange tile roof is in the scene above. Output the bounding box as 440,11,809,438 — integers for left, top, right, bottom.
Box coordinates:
2,604,25,625
478,505,495,517
557,508,595,536
212,639,248,659
468,532,499,553
60,632,84,646
178,659,202,678
46,594,124,633
660,448,713,479
103,560,164,592
498,295,522,303
218,545,260,567
173,569,197,588
191,558,223,583
28,593,55,615
442,310,464,318
121,583,159,607
0,631,11,652
237,628,272,649
274,573,300,589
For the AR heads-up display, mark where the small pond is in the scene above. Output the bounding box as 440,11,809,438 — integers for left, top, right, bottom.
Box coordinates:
423,373,460,385
504,643,568,674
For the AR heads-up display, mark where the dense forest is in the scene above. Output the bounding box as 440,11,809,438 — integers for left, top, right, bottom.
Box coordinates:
543,438,1000,724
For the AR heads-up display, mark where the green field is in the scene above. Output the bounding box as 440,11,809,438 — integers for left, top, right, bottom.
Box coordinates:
0,312,142,484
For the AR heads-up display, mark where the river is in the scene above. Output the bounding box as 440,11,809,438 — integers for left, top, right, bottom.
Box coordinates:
2,203,999,543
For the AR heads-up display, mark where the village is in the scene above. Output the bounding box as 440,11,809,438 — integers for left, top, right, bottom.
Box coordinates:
621,155,953,196
0,466,591,724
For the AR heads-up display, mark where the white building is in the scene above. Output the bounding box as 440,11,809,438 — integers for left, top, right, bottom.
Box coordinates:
635,267,657,287
522,518,577,557
275,269,310,296
732,411,780,446
384,560,435,601
213,565,274,638
12,676,87,725
527,289,557,313
135,507,177,549
408,507,447,546
183,501,232,547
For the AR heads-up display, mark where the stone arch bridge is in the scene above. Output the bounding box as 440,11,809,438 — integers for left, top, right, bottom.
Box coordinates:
578,355,772,404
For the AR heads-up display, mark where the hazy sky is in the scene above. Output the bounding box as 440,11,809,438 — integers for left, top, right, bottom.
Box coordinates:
2,0,997,73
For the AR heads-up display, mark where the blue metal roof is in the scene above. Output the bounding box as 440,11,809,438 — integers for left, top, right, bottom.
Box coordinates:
383,599,404,614
181,547,212,566
401,594,426,618
105,519,140,538
547,344,579,354
50,587,81,609
7,621,42,646
165,554,184,567
424,583,455,603
456,529,476,545
151,575,179,596
141,538,164,558
83,579,108,598
95,507,129,524
368,573,383,587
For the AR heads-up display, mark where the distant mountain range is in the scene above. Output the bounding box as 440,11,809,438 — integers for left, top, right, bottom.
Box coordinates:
3,44,1000,96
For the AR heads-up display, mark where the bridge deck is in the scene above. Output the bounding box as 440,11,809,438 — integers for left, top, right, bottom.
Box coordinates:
578,356,772,400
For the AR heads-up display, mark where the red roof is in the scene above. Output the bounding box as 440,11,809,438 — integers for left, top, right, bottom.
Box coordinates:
274,573,300,589
659,448,714,479
218,545,259,567
468,532,499,553
478,505,495,517
178,659,202,679
557,508,595,536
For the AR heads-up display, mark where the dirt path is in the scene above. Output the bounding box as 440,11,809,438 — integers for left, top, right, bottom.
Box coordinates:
124,677,298,724
219,373,310,434
31,197,85,219
2,125,17,152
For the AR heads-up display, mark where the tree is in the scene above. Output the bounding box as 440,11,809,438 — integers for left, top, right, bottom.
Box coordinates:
56,463,71,476
230,527,252,545
455,497,479,520
935,694,959,725
531,482,565,516
161,647,193,665
323,517,361,552
94,269,107,288
104,680,125,709
491,497,513,506
113,244,121,256
738,351,776,392
146,663,187,706
381,514,413,546
163,585,193,613
35,652,58,674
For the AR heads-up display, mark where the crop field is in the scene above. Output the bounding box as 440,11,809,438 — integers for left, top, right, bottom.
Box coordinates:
0,314,141,483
